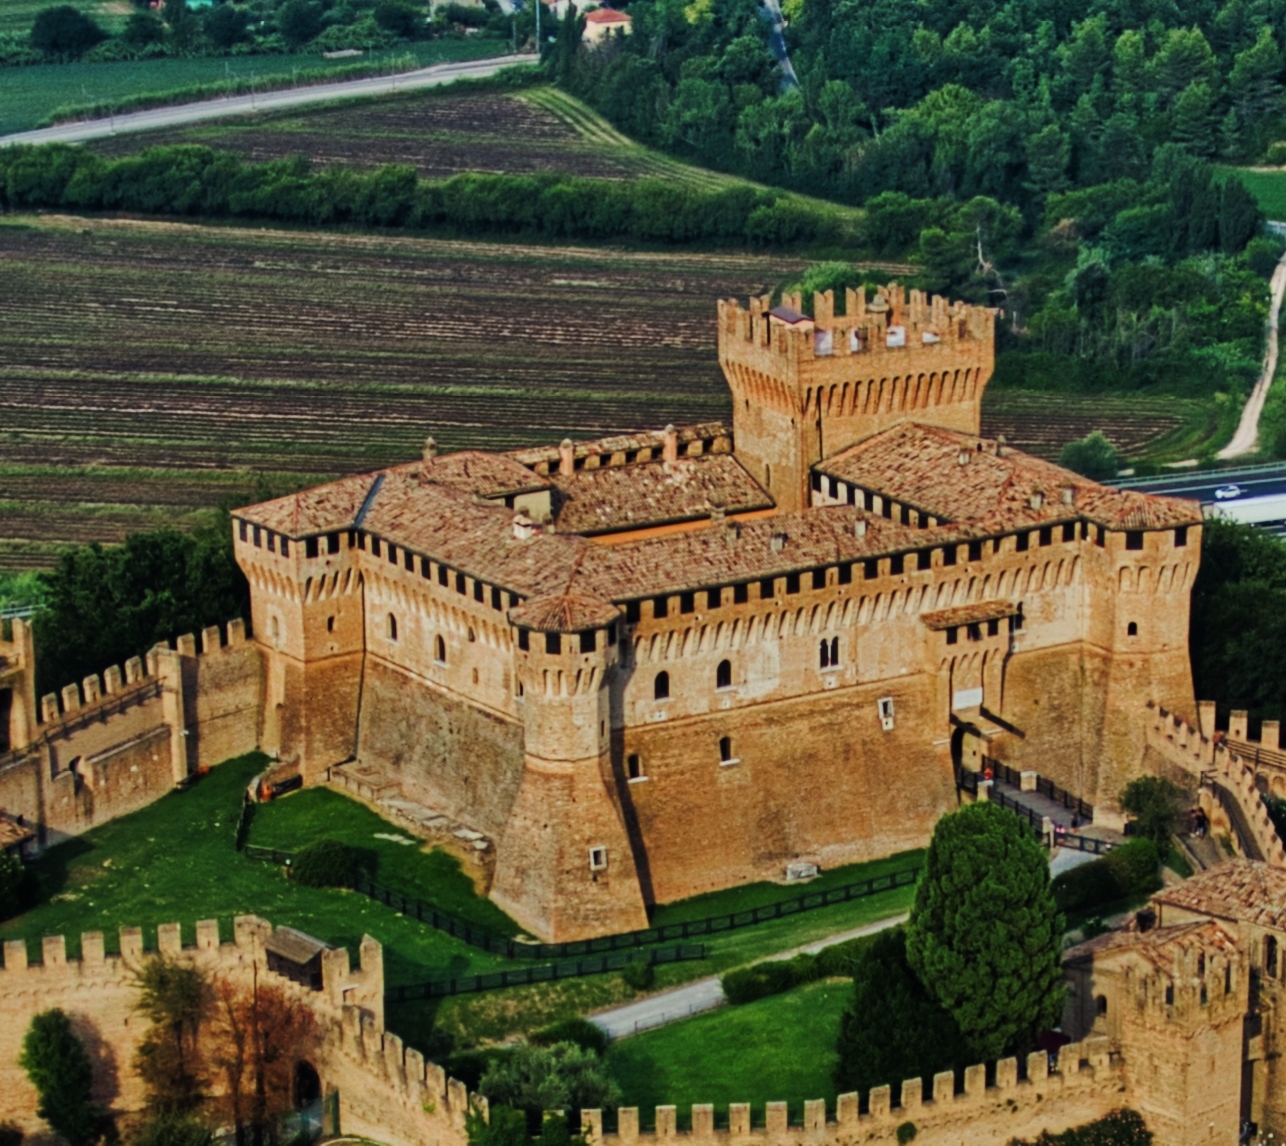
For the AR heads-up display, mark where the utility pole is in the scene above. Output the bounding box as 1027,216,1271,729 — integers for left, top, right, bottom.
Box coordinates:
535,0,540,56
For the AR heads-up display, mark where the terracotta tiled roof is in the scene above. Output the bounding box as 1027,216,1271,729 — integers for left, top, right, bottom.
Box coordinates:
551,455,772,534
0,814,34,851
817,423,1202,533
237,473,380,536
409,452,549,498
584,8,630,21
507,423,729,469
1063,918,1237,974
920,599,1018,630
509,593,621,633
1153,859,1286,930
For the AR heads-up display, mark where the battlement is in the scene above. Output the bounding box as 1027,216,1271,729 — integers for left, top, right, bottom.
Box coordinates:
38,619,247,727
579,1037,1120,1146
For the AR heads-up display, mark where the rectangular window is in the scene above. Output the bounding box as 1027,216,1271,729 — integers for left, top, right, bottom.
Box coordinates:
900,505,912,525
847,485,858,505
347,531,356,548
810,472,823,492
371,537,381,557
267,533,275,553
653,597,668,619
510,593,522,610
518,629,529,651
253,525,262,548
967,623,982,641
607,624,617,646
1015,532,1029,553
438,565,449,587
1062,522,1076,542
305,536,319,559
328,532,341,555
734,583,749,603
1095,525,1105,547
916,550,931,571
421,557,432,579
812,569,827,590
474,580,485,603
546,632,562,655
863,489,875,511
785,572,801,594
968,540,983,562
491,586,503,610
405,551,414,572
890,555,904,575
455,571,467,594
626,601,641,623
882,500,893,519
863,559,879,579
357,532,367,551
239,520,248,542
1175,526,1189,547
680,592,695,614
942,546,957,567
837,563,853,585
707,589,721,610
759,578,775,600
281,537,289,557
1039,527,1052,547
387,544,397,564
1125,531,1144,550
588,846,608,872
1011,611,1025,632
987,619,999,636
580,631,596,653
946,627,958,645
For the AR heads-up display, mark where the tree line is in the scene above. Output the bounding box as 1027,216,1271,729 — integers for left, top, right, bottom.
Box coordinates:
0,143,839,247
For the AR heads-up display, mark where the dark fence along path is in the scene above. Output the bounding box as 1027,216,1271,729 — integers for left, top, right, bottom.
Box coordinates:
243,845,920,961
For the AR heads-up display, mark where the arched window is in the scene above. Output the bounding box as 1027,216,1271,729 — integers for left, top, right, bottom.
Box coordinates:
435,635,447,664
719,736,734,763
1127,621,1138,636
830,636,840,665
819,639,830,669
654,671,670,700
1095,995,1107,1017
270,615,281,645
388,614,398,642
468,627,476,643
716,659,732,690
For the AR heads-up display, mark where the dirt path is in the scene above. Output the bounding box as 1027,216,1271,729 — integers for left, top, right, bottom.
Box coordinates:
1218,242,1286,458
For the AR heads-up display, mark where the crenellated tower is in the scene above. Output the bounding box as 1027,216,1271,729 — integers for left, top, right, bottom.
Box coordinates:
718,284,996,512
491,596,649,942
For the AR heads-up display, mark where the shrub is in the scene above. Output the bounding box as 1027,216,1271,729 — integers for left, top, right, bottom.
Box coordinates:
1120,777,1188,858
620,960,654,991
20,1010,111,1146
374,0,420,37
132,1114,213,1146
530,1018,609,1055
897,1123,917,1145
1006,1107,1152,1145
814,934,874,979
1050,839,1161,915
1058,431,1122,481
289,839,376,887
721,959,797,1004
1243,236,1286,278
29,5,107,56
478,1042,620,1122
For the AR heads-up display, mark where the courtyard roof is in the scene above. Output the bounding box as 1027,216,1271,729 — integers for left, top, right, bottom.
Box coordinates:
1154,858,1286,931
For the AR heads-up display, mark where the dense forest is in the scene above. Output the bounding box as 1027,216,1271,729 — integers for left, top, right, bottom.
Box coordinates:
552,0,1283,405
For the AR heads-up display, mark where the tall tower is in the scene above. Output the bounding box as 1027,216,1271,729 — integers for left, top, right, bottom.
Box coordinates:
718,284,996,512
491,596,649,942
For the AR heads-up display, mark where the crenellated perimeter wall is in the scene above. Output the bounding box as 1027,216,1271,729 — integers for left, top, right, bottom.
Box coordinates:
0,619,262,849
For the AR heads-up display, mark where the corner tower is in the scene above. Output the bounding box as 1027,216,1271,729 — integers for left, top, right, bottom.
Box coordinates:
718,284,996,512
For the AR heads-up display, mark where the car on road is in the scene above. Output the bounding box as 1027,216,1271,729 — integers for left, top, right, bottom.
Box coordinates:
1215,484,1245,500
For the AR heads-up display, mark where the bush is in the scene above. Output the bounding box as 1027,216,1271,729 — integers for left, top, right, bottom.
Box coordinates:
1058,431,1122,481
20,1010,111,1146
721,959,798,1004
132,1114,213,1146
29,5,107,56
289,839,376,888
1050,839,1162,915
530,1018,609,1055
897,1124,917,1145
620,960,654,991
1120,777,1188,858
0,852,39,923
374,0,421,37
1006,1107,1152,1145
1243,236,1286,278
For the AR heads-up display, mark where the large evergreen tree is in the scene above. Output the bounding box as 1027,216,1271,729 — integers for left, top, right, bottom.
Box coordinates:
905,802,1065,1061
20,1010,109,1146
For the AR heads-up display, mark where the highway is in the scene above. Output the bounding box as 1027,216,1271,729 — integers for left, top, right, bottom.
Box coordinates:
1118,463,1286,533
0,53,537,147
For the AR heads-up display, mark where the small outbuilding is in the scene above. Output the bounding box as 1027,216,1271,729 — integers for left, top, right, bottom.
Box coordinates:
582,7,631,42
265,926,328,990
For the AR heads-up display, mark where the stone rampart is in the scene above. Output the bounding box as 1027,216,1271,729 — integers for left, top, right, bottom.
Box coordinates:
0,621,262,850
582,1037,1123,1146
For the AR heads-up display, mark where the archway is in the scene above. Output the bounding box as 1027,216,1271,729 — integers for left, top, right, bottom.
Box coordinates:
951,724,984,777
293,1060,321,1107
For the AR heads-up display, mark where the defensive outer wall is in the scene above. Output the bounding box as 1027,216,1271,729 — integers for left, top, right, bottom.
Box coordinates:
0,919,1133,1146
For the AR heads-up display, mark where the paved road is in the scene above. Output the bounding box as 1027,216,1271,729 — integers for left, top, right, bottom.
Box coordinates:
1117,467,1286,504
1219,246,1286,458
0,53,537,147
589,914,909,1040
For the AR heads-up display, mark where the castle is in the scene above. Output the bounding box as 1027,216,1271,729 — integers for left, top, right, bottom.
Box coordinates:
225,284,1202,942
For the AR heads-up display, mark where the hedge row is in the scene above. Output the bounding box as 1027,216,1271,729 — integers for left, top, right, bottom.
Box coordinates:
721,933,874,1005
1049,839,1162,915
0,144,840,246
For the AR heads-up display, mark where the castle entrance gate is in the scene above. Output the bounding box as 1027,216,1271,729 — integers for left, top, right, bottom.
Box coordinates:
951,723,985,776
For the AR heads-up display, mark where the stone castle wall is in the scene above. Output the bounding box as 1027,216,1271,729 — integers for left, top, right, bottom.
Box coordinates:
0,620,262,851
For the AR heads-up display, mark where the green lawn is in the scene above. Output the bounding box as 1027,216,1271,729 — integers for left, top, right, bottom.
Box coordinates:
1230,168,1286,221
248,785,518,936
0,40,509,136
0,754,516,997
605,980,850,1127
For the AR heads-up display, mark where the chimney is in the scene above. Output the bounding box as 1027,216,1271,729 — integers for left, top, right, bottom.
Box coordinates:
1062,485,1076,506
724,520,741,545
995,434,1007,457
512,513,535,542
663,424,679,464
559,439,575,477
1030,491,1044,510
855,520,868,539
711,506,726,527
770,531,787,552
423,436,437,462
957,449,971,466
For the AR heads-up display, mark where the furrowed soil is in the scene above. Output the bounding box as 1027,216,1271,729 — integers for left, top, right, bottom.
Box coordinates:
0,213,808,569
86,85,745,189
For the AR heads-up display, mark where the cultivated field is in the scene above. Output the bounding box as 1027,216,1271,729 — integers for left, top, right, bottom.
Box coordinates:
87,84,746,189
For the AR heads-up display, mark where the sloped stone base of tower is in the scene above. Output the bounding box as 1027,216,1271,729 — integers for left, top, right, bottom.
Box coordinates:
491,755,649,943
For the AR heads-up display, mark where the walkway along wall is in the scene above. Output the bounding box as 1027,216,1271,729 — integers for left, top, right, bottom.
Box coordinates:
0,620,261,850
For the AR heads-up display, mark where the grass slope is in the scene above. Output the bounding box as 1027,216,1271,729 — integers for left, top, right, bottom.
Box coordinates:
0,40,508,136
1231,168,1286,221
604,980,850,1127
